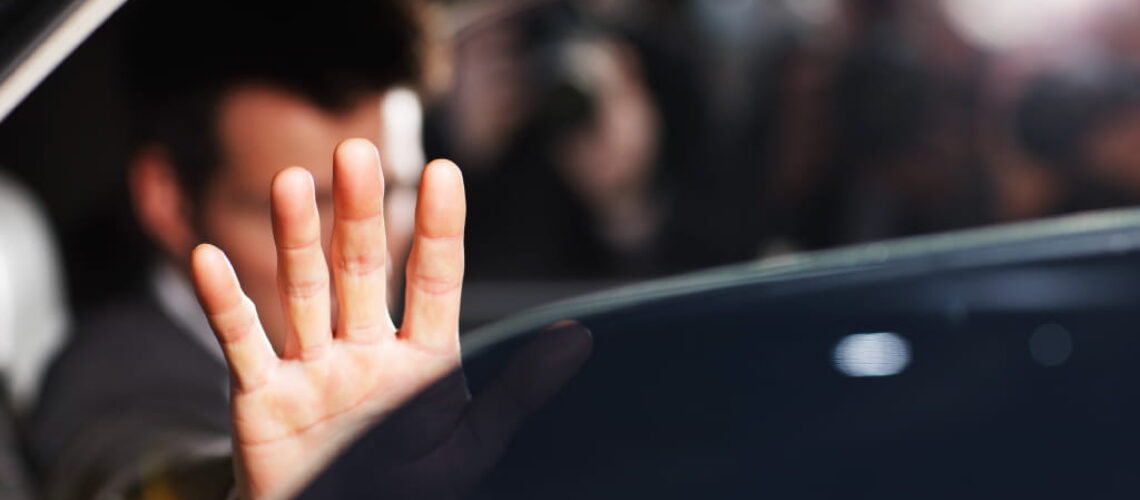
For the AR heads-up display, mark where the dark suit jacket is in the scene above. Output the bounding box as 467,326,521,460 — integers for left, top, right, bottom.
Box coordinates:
31,293,234,500
0,401,33,500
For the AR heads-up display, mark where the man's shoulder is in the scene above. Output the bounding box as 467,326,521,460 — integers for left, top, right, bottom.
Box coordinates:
48,292,225,392
32,291,230,440
72,293,184,345
31,293,234,498
32,291,229,434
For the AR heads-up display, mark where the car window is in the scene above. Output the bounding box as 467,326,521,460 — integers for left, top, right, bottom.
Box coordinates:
298,210,1140,498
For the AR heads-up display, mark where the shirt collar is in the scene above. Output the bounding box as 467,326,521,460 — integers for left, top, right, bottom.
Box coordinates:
150,262,225,363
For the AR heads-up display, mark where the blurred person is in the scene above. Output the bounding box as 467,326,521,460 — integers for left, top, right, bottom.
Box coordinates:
0,171,65,500
765,0,993,249
29,0,433,497
31,2,591,498
969,54,1062,223
546,0,731,272
686,0,790,124
1016,64,1140,213
0,172,69,413
584,0,801,269
761,44,838,252
430,1,667,279
657,0,796,268
189,140,590,500
975,0,1140,222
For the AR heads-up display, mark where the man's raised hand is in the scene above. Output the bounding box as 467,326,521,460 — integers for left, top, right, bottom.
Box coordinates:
190,139,467,500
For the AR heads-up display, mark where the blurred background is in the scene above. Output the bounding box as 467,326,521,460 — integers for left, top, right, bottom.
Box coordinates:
6,0,1140,329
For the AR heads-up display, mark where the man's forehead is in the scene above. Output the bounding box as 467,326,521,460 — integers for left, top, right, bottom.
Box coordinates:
215,84,425,192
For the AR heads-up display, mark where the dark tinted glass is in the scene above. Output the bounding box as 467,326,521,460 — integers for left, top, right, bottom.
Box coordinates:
304,211,1140,499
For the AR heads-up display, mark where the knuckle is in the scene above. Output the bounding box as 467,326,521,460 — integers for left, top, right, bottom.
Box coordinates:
410,272,462,297
233,370,271,395
298,342,331,362
336,253,386,278
284,278,329,299
277,234,322,252
212,302,260,344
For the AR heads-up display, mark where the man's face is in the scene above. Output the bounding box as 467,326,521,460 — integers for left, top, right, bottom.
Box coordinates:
195,85,423,352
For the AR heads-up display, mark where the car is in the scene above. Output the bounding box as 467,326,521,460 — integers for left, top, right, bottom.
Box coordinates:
6,1,1140,499
304,209,1140,498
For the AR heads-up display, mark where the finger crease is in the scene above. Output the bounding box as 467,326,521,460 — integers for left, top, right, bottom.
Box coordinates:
232,370,272,395
236,377,397,447
415,233,463,243
298,343,332,362
335,255,386,278
276,235,322,251
335,211,384,224
284,279,329,299
409,273,462,296
339,323,388,340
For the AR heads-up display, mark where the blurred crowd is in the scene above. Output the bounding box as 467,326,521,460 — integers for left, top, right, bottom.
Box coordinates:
2,0,1140,498
8,0,1140,317
431,0,1140,281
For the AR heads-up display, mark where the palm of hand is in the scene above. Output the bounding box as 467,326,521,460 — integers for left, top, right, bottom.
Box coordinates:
231,340,457,499
192,139,467,500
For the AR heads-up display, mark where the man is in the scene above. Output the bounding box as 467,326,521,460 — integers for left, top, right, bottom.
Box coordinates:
1016,64,1140,215
437,1,667,281
34,1,590,497
31,0,429,497
192,140,591,500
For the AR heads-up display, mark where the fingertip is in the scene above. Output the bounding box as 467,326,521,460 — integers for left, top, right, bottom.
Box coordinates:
415,159,466,237
333,139,385,217
191,242,216,261
427,158,458,169
272,166,316,201
192,242,225,257
424,160,465,201
271,167,321,242
275,165,313,181
191,243,226,277
423,158,462,186
190,244,241,310
420,160,463,200
335,138,381,168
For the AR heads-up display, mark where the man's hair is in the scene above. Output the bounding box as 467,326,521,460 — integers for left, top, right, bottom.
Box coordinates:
125,0,426,202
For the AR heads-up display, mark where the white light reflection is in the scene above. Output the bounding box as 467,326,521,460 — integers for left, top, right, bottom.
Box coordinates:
941,0,1124,51
782,0,838,26
833,332,911,378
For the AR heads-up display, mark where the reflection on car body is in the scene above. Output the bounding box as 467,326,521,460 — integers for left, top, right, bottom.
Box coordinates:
302,210,1140,498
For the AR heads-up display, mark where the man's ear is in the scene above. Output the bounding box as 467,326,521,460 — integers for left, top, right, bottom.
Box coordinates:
129,147,197,264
